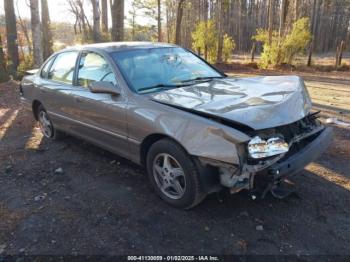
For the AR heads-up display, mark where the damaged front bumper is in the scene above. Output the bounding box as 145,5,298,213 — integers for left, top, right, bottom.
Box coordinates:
267,126,332,179
219,125,333,194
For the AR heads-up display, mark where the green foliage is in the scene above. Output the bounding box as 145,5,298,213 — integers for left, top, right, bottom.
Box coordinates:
223,34,235,62
17,54,34,80
192,20,235,63
192,20,217,63
253,17,312,68
283,18,312,63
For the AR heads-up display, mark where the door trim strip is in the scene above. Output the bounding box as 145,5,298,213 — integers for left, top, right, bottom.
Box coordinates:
48,111,141,145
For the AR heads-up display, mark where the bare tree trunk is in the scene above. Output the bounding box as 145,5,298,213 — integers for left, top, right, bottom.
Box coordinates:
277,0,289,65
204,0,208,59
111,0,124,41
0,34,9,82
335,43,340,69
41,0,53,60
91,0,101,42
279,0,288,37
30,0,43,68
307,0,318,66
268,0,273,45
250,42,256,62
175,0,185,45
101,0,108,33
338,40,345,66
166,3,170,42
67,0,80,35
347,26,350,50
238,0,242,50
294,0,299,21
132,12,136,41
335,40,345,70
4,0,19,77
216,0,223,63
16,0,32,55
75,0,90,41
157,0,162,42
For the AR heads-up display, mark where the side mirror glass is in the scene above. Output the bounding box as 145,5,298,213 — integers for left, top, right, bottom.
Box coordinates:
88,81,121,95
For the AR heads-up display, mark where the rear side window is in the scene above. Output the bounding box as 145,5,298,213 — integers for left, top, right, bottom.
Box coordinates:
48,51,78,84
77,52,116,88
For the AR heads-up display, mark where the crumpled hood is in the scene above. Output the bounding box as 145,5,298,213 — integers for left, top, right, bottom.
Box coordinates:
150,76,312,130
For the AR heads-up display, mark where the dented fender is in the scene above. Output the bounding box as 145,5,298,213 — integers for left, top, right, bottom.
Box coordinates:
126,96,251,165
153,108,251,165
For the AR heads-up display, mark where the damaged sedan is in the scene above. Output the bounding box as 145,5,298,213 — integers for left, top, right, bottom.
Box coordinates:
20,42,332,208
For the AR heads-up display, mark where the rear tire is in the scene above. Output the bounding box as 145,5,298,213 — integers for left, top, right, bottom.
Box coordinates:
36,105,63,140
146,138,206,209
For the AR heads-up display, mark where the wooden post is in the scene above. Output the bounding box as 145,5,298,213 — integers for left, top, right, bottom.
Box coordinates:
338,40,345,67
250,42,256,62
335,41,345,70
335,46,339,70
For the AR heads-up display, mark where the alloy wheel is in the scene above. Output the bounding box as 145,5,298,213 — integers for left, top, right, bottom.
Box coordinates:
38,111,53,138
152,153,187,200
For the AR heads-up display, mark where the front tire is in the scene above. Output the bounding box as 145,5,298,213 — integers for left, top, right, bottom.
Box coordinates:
146,138,206,209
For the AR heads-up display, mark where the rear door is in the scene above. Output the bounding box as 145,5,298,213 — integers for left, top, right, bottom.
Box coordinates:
37,51,80,129
69,50,130,158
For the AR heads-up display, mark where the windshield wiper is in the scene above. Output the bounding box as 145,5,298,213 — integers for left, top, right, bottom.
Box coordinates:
138,83,190,93
179,76,225,83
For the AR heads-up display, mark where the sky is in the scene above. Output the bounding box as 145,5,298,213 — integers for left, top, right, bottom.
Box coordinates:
0,0,148,27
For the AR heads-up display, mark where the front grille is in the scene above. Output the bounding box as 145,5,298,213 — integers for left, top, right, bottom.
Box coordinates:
246,113,322,165
248,112,321,142
275,114,320,142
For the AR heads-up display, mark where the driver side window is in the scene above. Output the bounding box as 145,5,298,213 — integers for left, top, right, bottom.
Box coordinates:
77,52,117,88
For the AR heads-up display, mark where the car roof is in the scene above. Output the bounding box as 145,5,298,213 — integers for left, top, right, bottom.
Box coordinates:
62,41,178,53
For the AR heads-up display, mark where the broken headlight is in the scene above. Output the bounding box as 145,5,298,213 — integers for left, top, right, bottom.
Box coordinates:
248,136,289,159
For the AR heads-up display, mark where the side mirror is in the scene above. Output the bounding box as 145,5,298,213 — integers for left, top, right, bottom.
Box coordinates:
88,81,120,95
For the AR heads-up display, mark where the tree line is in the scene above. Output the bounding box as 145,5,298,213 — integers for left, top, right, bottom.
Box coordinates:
1,0,350,82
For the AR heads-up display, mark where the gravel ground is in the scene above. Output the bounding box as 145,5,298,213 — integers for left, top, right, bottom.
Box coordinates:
0,69,349,256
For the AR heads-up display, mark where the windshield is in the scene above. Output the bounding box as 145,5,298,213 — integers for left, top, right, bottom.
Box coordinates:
111,47,222,93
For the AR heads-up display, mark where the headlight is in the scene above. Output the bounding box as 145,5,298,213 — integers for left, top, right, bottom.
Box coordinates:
248,136,289,159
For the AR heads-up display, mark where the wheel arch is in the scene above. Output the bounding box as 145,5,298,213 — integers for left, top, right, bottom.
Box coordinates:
32,100,43,120
140,133,189,168
140,133,221,194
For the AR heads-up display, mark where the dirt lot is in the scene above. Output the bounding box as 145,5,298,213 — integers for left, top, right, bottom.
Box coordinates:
0,68,350,256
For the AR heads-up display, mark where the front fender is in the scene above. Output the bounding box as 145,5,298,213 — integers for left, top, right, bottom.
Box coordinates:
128,97,251,165
155,113,250,165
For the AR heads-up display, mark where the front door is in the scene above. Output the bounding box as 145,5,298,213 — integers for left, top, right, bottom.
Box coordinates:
70,51,129,158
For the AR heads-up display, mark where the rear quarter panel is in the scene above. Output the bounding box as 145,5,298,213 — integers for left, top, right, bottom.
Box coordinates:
20,75,41,111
